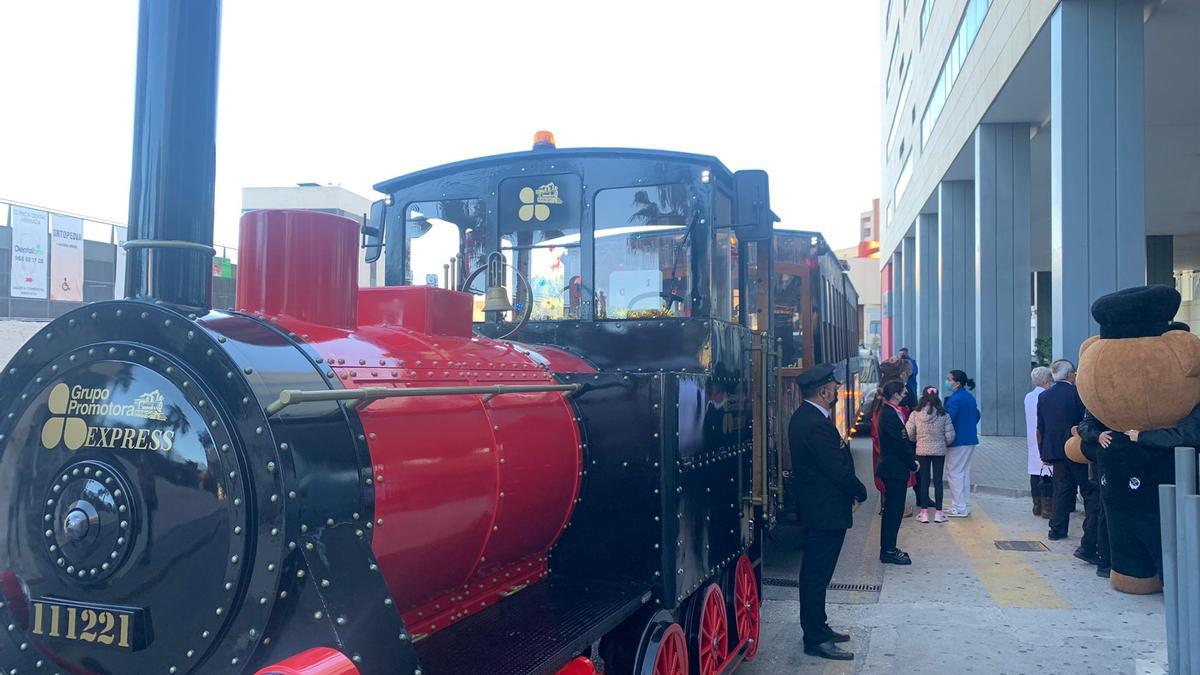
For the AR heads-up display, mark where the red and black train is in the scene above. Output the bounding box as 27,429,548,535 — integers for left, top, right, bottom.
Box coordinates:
0,2,859,674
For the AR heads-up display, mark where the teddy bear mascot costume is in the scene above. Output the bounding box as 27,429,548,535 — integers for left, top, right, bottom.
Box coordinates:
1073,285,1200,594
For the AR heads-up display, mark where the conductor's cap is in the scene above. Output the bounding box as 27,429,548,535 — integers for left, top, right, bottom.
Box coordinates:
796,363,840,389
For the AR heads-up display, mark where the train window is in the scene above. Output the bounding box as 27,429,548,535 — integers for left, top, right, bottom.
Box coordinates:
743,240,766,331
714,231,735,322
499,229,582,321
774,234,819,367
404,199,486,288
594,184,693,319
713,191,735,323
497,174,583,321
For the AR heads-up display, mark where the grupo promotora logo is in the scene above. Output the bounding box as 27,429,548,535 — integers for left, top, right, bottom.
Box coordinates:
40,383,174,452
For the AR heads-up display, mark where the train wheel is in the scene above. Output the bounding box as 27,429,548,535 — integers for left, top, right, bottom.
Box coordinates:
600,608,687,675
645,622,689,675
693,583,729,675
734,555,761,660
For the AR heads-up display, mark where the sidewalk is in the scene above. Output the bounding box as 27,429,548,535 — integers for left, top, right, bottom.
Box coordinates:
748,437,1167,674
970,435,1033,497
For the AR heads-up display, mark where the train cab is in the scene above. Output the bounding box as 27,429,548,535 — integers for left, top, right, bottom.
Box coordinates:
366,134,862,532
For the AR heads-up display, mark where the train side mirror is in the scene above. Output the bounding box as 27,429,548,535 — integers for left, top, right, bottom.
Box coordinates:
732,170,777,241
362,199,388,264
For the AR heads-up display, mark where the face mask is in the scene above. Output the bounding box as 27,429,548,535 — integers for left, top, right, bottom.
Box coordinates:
944,381,954,392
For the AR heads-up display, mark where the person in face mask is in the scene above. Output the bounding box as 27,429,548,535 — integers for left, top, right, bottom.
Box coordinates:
788,364,867,660
876,380,920,563
943,370,980,517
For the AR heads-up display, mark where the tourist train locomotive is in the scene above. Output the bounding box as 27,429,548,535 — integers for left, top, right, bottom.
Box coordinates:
0,2,858,674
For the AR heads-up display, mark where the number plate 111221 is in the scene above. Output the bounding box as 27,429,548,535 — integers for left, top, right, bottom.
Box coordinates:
30,597,150,651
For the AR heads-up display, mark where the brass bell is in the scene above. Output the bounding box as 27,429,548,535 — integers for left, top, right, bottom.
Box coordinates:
483,285,515,313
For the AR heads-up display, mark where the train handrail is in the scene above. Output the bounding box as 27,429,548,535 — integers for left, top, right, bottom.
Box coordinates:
264,383,582,416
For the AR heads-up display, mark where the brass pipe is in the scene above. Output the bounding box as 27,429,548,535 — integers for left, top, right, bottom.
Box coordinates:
265,383,581,416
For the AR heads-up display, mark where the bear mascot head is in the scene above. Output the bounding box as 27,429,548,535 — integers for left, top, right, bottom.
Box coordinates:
1075,284,1200,594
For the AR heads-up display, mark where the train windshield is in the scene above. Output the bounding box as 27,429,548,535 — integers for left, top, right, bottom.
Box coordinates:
383,152,728,323
500,228,582,321
594,184,693,319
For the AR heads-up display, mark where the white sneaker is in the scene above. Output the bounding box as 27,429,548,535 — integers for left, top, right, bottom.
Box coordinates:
917,509,929,523
947,508,970,518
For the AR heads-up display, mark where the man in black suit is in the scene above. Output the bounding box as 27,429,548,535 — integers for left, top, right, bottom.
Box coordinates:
789,364,868,661
1037,359,1099,555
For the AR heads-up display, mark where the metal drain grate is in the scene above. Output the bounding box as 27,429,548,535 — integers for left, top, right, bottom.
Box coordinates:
827,582,882,592
994,540,1050,551
763,577,881,592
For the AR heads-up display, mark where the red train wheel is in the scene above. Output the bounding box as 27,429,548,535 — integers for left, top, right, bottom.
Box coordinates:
697,584,729,675
734,555,761,660
647,622,688,675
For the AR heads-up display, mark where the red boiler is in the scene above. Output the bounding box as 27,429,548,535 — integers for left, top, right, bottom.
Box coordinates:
236,209,594,640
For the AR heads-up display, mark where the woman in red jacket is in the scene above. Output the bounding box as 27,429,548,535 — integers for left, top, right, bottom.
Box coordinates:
875,380,919,565
871,359,914,512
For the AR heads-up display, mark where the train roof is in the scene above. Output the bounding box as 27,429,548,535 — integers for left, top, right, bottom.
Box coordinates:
373,146,737,194
775,228,837,251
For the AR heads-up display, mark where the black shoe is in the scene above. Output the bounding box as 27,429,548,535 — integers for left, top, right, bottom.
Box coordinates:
1073,547,1103,566
880,549,912,565
1047,530,1067,541
804,640,854,661
1097,565,1111,578
828,629,851,643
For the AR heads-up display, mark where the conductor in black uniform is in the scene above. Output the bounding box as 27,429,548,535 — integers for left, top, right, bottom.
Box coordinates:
788,364,867,661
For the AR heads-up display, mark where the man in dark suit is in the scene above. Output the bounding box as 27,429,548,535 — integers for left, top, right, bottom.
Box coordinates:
1037,359,1099,555
789,364,868,661
899,347,919,408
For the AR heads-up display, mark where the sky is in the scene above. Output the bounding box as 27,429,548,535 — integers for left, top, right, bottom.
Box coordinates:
0,1,881,252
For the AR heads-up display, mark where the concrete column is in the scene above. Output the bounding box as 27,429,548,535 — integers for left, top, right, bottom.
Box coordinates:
915,214,940,392
1035,271,1052,343
901,235,917,358
976,123,1032,437
938,181,976,389
1051,0,1146,362
890,251,904,357
1147,235,1175,287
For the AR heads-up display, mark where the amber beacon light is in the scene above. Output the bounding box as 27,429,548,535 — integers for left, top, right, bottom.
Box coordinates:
532,129,556,149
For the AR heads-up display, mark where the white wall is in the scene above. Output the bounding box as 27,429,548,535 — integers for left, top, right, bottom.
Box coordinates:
0,320,48,367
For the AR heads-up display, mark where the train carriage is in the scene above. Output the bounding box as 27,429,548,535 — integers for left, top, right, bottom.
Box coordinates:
0,3,858,674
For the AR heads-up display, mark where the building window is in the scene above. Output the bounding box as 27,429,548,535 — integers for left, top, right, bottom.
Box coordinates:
920,0,935,40
894,154,914,208
885,62,912,158
920,0,992,147
885,29,899,98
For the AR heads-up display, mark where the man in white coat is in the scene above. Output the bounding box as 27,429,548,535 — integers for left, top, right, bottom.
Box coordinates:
1024,367,1053,518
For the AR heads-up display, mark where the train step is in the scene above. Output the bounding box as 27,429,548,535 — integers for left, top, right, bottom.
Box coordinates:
413,578,650,675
